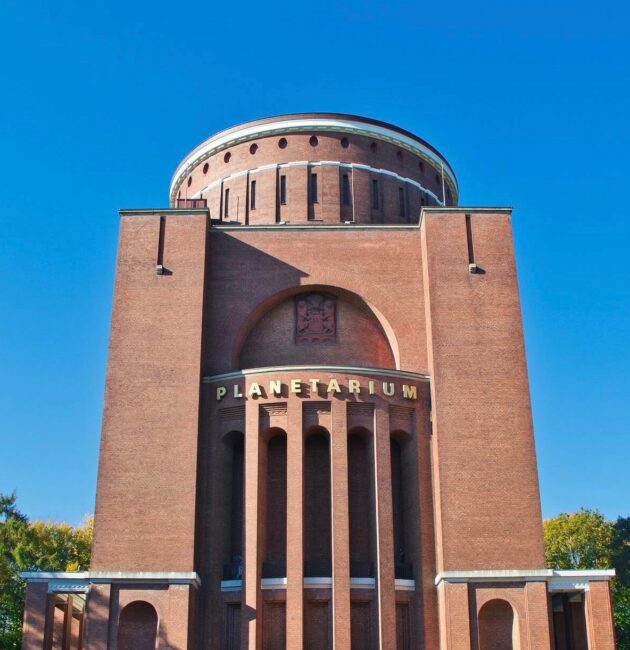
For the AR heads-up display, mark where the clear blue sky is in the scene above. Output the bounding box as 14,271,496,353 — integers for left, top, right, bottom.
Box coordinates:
1,0,628,525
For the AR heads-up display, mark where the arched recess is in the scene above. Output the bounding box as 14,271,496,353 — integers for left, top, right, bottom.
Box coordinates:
347,427,376,577
262,428,287,578
233,285,400,370
478,599,520,650
390,430,418,580
304,426,332,577
222,431,244,579
117,601,158,650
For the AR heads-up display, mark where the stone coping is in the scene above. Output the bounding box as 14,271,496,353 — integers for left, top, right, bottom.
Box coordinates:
435,569,615,590
20,571,201,588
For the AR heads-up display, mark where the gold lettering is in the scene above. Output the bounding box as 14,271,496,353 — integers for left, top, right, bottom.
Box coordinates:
382,382,395,396
348,379,361,394
309,378,319,391
216,386,227,401
368,380,375,395
234,384,243,398
248,382,262,398
269,380,282,396
290,379,302,394
327,379,341,393
402,384,417,400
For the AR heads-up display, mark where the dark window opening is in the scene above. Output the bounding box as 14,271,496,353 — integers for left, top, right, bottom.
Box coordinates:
224,188,230,217
203,162,209,174
249,143,258,155
278,137,288,149
372,180,379,209
310,173,318,203
250,180,256,210
342,174,350,205
309,135,319,147
280,175,287,205
340,137,349,148
224,152,231,163
399,187,405,217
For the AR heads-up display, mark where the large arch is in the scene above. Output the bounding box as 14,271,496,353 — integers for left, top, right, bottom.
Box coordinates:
478,599,519,650
232,285,400,370
117,601,158,650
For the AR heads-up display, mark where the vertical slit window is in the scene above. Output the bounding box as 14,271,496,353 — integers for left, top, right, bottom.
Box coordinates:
398,187,405,217
310,173,318,203
280,175,286,205
224,188,230,218
372,179,379,209
250,180,256,210
342,174,350,206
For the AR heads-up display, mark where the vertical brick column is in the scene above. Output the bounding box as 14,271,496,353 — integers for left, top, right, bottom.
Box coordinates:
21,582,48,650
415,412,439,649
437,582,471,650
242,400,261,650
524,582,552,650
82,584,111,650
374,405,396,650
585,581,616,650
286,399,304,649
331,399,351,649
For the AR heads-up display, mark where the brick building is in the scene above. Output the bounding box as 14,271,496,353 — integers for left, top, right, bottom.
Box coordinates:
21,114,616,649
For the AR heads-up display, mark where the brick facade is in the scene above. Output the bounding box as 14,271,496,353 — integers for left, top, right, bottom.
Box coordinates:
21,114,616,649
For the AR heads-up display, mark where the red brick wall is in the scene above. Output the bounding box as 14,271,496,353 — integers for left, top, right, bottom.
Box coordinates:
91,212,207,571
421,209,545,571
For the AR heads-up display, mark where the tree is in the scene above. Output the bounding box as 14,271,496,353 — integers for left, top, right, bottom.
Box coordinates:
0,492,93,650
544,509,630,650
544,508,614,570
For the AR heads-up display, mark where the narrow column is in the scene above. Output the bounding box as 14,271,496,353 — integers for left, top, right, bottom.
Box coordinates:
242,399,261,650
20,582,49,650
437,582,471,650
331,399,351,649
62,595,73,650
374,405,397,650
585,581,616,650
286,398,304,649
524,582,552,650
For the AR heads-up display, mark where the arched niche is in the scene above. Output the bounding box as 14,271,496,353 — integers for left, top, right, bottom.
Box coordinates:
303,427,332,577
235,286,399,370
117,601,158,650
262,428,287,578
478,599,520,650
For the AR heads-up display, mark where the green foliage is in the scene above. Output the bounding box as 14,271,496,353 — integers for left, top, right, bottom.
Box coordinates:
544,509,630,650
544,508,614,570
0,492,93,650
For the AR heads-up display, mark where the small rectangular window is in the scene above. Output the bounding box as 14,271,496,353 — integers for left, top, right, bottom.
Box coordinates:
250,180,256,209
398,187,405,217
224,188,230,217
372,179,379,209
310,173,318,203
280,175,286,205
342,174,350,205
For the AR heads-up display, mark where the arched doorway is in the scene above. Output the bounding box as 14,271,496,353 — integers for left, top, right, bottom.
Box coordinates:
478,599,519,650
117,601,158,650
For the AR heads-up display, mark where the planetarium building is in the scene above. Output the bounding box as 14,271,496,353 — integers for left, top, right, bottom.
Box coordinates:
21,114,616,650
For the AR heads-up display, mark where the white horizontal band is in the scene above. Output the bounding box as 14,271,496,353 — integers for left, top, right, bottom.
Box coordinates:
204,365,429,383
189,160,445,208
435,569,615,590
21,571,201,588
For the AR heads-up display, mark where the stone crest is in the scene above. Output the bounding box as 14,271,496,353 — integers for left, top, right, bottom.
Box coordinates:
295,293,336,343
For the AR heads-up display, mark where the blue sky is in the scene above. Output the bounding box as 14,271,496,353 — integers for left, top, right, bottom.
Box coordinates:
1,0,628,525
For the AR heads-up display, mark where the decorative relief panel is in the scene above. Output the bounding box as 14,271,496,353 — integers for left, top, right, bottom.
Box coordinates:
295,294,336,343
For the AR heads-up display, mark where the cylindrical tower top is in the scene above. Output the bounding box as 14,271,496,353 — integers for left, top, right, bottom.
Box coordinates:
170,113,458,224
